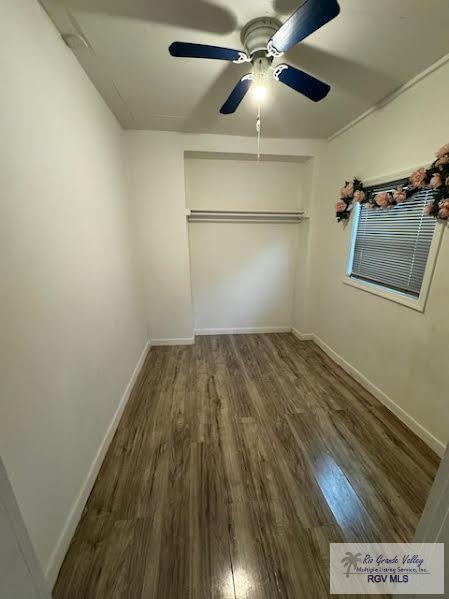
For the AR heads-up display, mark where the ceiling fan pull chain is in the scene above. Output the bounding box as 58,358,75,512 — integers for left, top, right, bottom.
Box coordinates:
256,105,261,162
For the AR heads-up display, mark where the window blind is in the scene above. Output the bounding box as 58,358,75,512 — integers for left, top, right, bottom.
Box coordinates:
350,178,437,297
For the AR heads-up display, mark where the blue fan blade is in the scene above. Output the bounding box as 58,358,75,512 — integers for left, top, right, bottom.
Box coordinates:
276,64,330,102
220,76,252,114
270,0,340,53
169,42,244,62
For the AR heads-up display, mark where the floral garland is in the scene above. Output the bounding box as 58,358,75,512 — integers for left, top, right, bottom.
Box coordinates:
335,178,365,222
335,142,449,223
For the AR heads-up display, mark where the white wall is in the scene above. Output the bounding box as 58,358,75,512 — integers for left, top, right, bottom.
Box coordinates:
305,59,449,452
189,222,298,332
293,157,316,334
185,157,305,211
186,156,308,332
125,132,323,342
0,0,146,581
125,133,194,343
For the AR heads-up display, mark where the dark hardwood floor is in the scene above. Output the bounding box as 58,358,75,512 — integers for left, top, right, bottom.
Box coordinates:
54,334,439,598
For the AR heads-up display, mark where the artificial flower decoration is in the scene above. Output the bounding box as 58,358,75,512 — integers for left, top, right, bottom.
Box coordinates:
430,173,444,189
393,188,406,203
335,178,364,221
436,143,449,159
438,200,449,220
335,142,449,223
409,167,427,189
375,192,391,208
353,190,366,203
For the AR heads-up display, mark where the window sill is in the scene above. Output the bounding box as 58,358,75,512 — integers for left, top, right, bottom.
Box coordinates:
342,276,426,312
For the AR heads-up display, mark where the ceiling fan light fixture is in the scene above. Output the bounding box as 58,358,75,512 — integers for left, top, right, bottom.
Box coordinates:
252,83,267,103
250,53,271,104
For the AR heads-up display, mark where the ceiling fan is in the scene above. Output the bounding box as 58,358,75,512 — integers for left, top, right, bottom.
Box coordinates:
168,0,340,114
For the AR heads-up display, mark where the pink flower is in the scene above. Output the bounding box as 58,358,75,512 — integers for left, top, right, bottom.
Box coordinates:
393,188,407,203
375,192,391,208
336,200,347,213
436,155,449,169
430,173,444,189
409,168,427,188
352,190,366,203
436,199,449,219
340,182,354,199
438,207,449,220
424,202,436,216
436,143,449,159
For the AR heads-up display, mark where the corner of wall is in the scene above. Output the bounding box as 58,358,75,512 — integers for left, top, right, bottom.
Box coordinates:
45,340,151,586
120,131,151,340
294,150,325,335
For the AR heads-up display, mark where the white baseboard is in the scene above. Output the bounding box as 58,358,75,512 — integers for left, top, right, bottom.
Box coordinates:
312,334,446,458
150,337,194,346
291,328,314,341
45,340,151,587
195,326,291,336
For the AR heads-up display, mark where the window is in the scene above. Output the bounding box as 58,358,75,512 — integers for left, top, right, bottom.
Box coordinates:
347,177,438,307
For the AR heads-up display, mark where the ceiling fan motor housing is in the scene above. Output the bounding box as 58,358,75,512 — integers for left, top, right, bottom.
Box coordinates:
241,17,281,57
241,17,281,84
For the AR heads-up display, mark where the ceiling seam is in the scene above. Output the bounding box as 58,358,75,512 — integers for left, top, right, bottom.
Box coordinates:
327,50,449,143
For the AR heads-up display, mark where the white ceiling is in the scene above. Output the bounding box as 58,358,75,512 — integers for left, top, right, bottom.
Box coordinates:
42,0,449,139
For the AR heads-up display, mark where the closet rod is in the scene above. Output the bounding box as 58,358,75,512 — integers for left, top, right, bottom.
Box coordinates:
187,209,307,223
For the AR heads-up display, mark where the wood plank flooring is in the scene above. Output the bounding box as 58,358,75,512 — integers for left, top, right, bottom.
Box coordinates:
54,334,439,599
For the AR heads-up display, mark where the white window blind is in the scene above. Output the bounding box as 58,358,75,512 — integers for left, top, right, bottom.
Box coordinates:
350,178,437,298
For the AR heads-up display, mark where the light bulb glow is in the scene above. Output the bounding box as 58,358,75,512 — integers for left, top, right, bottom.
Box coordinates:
252,84,267,102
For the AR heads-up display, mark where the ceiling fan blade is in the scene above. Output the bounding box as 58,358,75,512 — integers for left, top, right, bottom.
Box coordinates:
169,42,246,62
220,75,252,114
274,64,330,102
269,0,340,54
